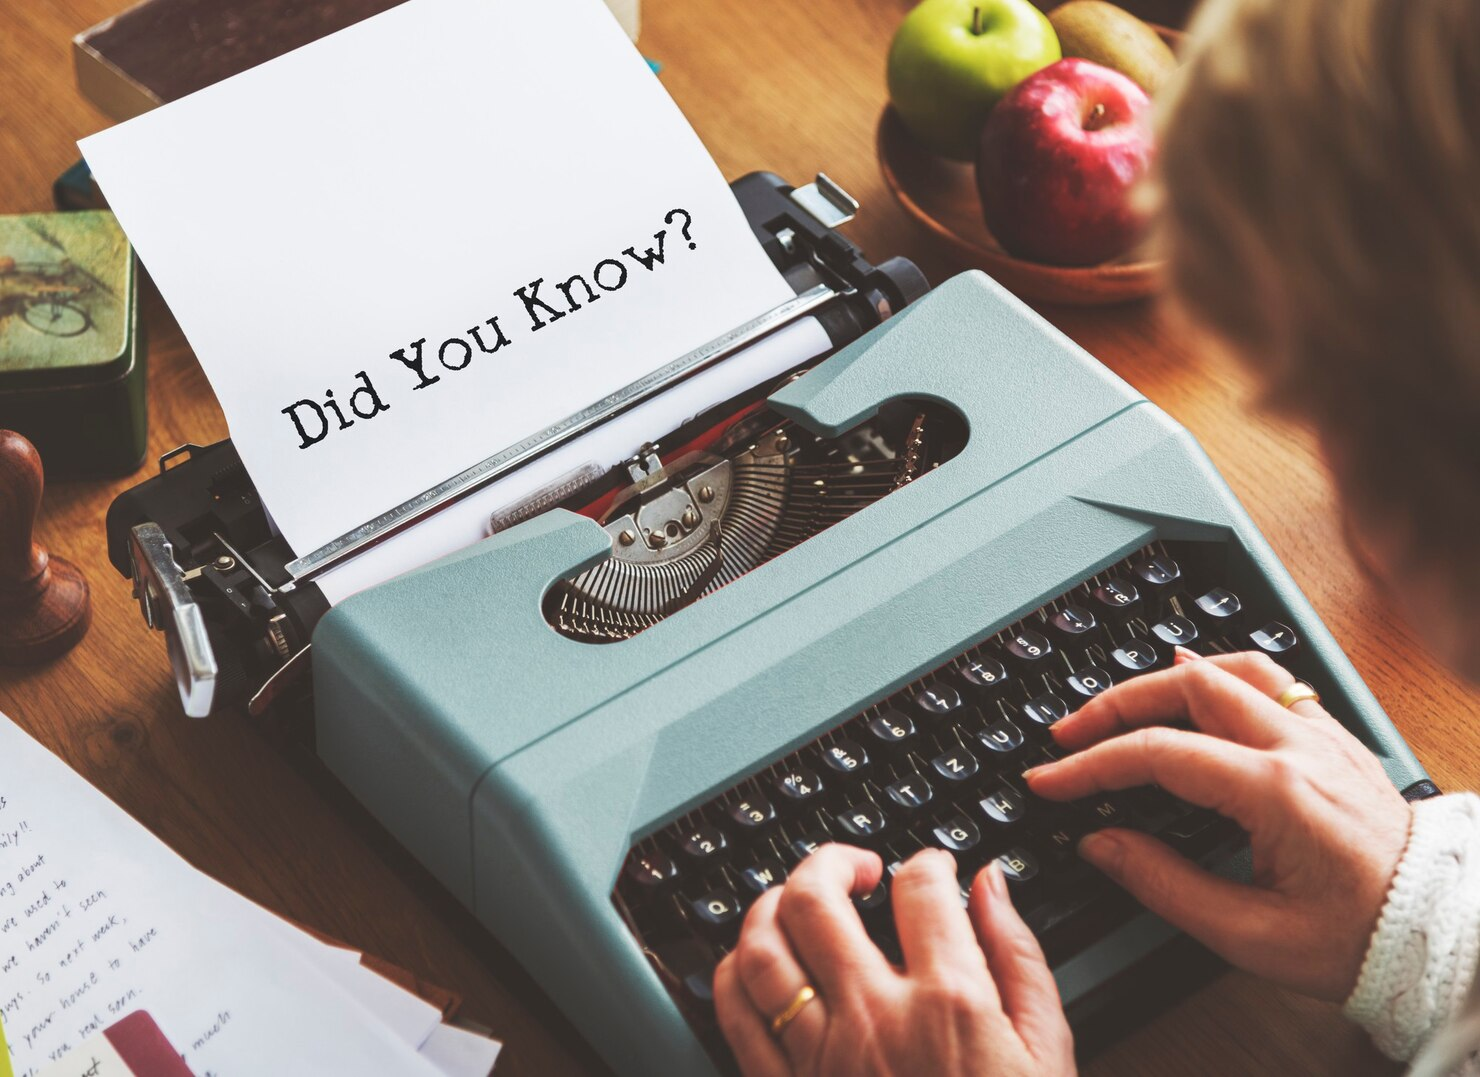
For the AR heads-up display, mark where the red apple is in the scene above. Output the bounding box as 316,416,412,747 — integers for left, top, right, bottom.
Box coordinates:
976,58,1154,266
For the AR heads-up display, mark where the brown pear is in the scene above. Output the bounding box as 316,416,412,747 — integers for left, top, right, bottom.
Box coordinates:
1047,1,1178,95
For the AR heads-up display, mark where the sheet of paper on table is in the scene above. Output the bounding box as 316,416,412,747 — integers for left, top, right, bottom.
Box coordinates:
79,0,825,603
0,712,496,1077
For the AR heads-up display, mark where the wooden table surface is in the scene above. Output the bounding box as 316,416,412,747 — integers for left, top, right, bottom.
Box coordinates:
3,1,1476,1074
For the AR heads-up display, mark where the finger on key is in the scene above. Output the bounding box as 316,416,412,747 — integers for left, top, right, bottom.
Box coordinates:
733,888,830,1062
714,952,791,1077
1051,659,1290,751
1028,726,1269,826
891,849,995,987
774,844,891,1001
968,864,1065,1047
1175,651,1333,721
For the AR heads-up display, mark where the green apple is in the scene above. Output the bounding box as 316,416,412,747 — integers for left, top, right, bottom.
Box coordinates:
888,0,1061,160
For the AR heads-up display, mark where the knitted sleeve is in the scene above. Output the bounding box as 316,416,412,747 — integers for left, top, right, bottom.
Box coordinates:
1343,793,1480,1072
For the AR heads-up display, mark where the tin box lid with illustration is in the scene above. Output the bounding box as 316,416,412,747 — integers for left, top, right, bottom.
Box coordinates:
0,209,136,389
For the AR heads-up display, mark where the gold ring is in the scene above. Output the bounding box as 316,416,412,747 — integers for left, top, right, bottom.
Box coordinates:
1276,681,1321,710
770,984,817,1036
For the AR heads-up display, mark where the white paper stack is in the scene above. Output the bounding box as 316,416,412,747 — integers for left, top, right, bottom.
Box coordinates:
0,712,500,1077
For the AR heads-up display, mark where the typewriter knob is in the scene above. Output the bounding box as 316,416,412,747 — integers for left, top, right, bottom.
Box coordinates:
0,430,90,665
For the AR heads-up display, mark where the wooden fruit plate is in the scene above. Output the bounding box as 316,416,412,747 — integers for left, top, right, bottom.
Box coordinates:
877,30,1182,306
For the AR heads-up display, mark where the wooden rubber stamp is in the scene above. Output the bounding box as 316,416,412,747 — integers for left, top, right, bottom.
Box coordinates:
0,429,90,663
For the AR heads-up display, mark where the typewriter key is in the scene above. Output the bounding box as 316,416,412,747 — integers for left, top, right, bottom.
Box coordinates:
1193,587,1243,631
996,848,1040,884
727,794,776,830
931,747,980,783
1110,639,1162,674
913,682,963,717
625,849,678,889
690,889,745,939
774,766,825,805
1048,605,1098,644
835,803,888,842
739,859,788,895
958,655,1010,694
867,708,917,751
1066,666,1113,699
1082,797,1125,829
680,824,727,860
1023,692,1069,727
1092,576,1142,621
1004,629,1054,670
821,739,870,778
979,718,1025,754
885,775,934,812
1132,556,1183,613
1151,614,1200,648
789,832,832,861
933,814,982,852
979,786,1025,826
1250,620,1298,656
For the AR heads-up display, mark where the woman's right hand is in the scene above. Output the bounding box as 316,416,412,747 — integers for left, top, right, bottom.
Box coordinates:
1025,650,1414,1002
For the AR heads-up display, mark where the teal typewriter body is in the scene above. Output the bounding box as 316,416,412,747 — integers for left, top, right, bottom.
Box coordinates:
312,271,1430,1075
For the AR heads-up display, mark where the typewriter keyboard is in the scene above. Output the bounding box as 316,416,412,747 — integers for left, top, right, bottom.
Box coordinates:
615,539,1306,1047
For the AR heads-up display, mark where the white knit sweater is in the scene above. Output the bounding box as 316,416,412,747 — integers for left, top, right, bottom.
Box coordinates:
1344,794,1480,1075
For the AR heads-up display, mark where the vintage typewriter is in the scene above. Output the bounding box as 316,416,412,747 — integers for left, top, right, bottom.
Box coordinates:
106,178,1437,1076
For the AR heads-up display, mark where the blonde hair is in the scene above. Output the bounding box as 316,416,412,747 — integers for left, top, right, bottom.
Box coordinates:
1155,0,1480,611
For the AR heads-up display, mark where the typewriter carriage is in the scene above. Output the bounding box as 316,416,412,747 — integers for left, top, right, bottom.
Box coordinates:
105,172,928,719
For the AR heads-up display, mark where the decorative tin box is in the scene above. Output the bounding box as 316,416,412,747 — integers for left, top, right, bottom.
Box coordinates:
0,210,146,476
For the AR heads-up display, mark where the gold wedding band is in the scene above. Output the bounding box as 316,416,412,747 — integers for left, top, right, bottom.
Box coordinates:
1276,681,1321,710
770,984,818,1036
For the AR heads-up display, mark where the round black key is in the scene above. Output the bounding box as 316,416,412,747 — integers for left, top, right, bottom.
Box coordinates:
728,793,776,830
1067,666,1113,699
1133,555,1181,588
1250,620,1298,655
684,969,716,1004
740,859,788,894
867,707,917,748
1084,797,1124,828
996,847,1040,884
1022,692,1069,727
679,824,727,859
774,766,824,804
958,655,1010,693
979,718,1024,754
885,775,933,811
1152,614,1199,648
790,832,831,861
625,849,678,889
835,803,888,841
690,889,745,934
1005,628,1053,665
854,879,889,911
933,814,981,852
1042,824,1077,862
1049,605,1097,641
913,683,963,716
1092,576,1141,616
979,786,1024,825
1194,587,1242,626
820,739,869,777
1111,639,1160,674
931,746,980,782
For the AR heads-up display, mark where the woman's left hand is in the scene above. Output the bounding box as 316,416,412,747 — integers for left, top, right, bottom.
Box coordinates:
712,844,1076,1077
